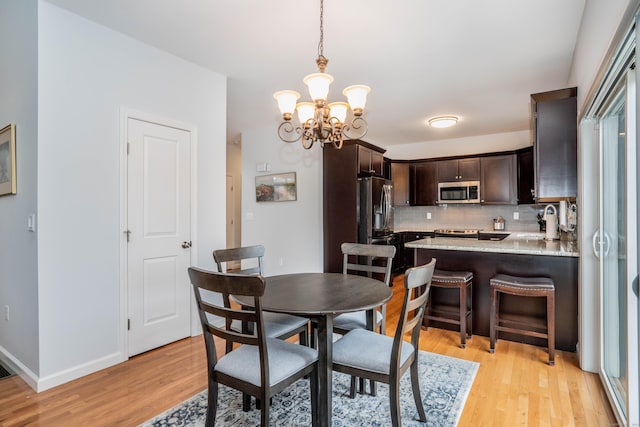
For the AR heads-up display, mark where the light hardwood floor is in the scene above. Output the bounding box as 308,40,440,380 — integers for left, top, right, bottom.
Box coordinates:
0,275,617,426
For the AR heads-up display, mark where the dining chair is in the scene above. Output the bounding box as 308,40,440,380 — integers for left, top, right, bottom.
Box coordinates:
188,267,319,427
213,245,310,354
331,258,436,427
333,243,396,336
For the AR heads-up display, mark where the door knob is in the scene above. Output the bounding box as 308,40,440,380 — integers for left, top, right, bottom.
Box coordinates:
181,241,192,249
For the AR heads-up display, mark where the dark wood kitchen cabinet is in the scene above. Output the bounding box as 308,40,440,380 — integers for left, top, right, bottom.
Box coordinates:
413,247,578,351
517,146,535,204
531,87,577,201
358,144,384,177
391,162,410,206
323,140,386,272
480,154,517,204
437,157,480,182
410,162,438,206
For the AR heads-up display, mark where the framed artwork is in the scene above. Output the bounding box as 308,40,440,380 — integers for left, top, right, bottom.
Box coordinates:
255,172,297,202
0,124,16,196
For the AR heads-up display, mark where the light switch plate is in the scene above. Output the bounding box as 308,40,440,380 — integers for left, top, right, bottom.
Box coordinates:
27,213,36,232
513,212,519,220
427,212,432,220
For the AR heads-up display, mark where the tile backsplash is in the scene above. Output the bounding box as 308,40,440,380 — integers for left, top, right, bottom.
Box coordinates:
393,204,544,232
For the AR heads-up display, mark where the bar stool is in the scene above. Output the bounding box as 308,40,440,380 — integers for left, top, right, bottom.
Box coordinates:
489,274,555,365
424,269,473,348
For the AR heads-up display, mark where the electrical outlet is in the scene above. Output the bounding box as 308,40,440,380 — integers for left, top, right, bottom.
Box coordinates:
513,212,520,220
427,212,432,220
4,305,8,321
278,257,284,266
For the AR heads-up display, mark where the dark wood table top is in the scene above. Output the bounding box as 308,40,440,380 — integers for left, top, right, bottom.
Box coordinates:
234,272,392,316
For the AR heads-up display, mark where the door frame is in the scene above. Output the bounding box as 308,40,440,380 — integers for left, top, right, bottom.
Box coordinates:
118,108,199,360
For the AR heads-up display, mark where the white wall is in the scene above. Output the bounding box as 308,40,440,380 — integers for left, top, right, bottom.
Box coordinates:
36,2,226,389
0,0,40,378
241,127,323,275
568,0,632,113
383,130,531,160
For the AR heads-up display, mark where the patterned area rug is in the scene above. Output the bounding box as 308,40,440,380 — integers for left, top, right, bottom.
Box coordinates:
140,351,478,427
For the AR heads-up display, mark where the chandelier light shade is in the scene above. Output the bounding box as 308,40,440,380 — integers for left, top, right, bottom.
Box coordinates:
274,0,370,149
273,90,300,120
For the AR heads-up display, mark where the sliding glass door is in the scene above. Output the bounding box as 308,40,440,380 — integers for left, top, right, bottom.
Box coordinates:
596,67,639,426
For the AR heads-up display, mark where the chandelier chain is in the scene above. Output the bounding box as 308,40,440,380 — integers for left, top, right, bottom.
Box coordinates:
318,0,325,62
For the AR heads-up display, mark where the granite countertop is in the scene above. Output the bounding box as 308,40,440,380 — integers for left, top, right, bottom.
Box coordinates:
404,231,579,257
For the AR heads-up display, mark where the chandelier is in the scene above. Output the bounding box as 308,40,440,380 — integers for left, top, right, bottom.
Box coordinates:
273,0,370,150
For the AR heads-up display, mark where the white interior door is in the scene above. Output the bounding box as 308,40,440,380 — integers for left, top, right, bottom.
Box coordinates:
127,117,191,356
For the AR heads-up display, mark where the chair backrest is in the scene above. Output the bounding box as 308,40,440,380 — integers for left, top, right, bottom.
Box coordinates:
187,267,270,378
391,258,436,364
213,245,265,275
341,243,396,286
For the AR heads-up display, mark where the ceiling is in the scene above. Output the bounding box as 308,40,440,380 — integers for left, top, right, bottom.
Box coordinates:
45,0,586,147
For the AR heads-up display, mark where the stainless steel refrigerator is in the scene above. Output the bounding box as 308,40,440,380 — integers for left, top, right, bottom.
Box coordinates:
358,177,393,244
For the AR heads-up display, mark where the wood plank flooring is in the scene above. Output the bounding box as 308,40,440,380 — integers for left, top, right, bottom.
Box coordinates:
0,275,617,426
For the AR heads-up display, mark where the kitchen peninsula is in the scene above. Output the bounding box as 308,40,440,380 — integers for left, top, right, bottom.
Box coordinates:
406,232,579,351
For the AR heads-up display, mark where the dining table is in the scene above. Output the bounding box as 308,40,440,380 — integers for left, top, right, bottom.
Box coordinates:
234,272,393,427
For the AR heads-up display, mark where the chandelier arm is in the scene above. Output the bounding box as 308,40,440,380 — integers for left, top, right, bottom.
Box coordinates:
301,119,319,149
277,121,303,143
342,117,368,140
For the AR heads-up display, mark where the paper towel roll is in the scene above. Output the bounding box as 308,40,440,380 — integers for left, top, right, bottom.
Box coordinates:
545,213,558,240
558,201,567,227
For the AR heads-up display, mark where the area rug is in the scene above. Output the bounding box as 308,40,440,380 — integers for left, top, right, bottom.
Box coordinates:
140,351,478,427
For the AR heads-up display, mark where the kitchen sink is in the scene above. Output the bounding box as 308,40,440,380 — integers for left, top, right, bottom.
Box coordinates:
477,231,510,241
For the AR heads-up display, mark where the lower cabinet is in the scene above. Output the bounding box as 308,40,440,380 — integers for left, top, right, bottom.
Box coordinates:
413,248,578,351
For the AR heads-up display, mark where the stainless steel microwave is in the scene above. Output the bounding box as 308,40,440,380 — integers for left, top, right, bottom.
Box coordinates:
437,181,480,204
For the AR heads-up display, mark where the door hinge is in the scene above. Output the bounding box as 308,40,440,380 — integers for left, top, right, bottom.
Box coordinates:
124,230,131,242
127,142,130,155
127,319,130,330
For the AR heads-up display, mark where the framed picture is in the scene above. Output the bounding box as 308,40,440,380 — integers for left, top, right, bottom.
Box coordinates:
255,172,297,202
0,124,16,196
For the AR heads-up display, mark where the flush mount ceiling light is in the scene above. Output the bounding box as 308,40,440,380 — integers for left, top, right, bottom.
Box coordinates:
273,0,370,150
428,116,459,128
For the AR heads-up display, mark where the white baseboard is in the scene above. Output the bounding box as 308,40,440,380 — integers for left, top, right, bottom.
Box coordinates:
36,351,125,392
0,345,126,392
0,344,39,390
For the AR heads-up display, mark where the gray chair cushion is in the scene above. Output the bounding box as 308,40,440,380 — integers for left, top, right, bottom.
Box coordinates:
215,338,317,387
333,310,384,331
230,312,308,338
333,329,414,375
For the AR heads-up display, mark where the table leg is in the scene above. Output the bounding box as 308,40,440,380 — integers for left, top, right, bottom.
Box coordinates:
316,314,333,427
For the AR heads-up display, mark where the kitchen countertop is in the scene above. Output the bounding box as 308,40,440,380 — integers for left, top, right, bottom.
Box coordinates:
404,231,579,257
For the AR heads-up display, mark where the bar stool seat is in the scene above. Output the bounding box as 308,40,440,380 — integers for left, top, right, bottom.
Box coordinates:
425,269,473,348
489,274,555,365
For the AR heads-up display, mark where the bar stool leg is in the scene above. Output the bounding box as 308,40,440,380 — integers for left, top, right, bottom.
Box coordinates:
468,282,473,338
489,286,497,353
459,284,466,348
547,289,555,366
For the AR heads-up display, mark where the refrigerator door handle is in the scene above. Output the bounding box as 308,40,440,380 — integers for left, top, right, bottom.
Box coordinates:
383,185,391,228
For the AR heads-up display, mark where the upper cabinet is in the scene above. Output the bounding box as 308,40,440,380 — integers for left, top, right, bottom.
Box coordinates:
531,87,577,201
480,154,517,204
391,162,410,206
437,158,480,182
410,162,438,206
357,144,384,177
517,147,535,204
